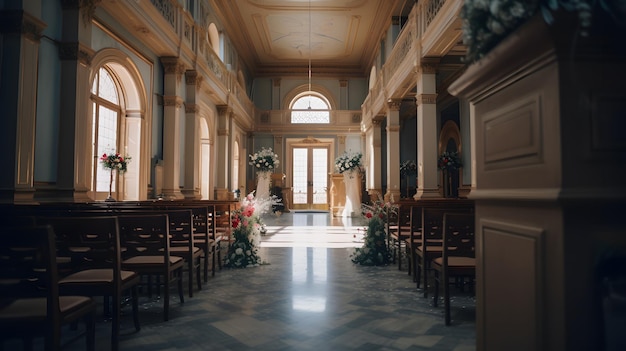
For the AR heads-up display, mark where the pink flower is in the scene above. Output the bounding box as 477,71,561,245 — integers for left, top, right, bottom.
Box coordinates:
243,220,249,227
243,206,254,217
365,212,373,219
231,218,240,228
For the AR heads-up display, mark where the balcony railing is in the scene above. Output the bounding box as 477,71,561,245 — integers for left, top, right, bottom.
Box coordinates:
362,0,455,119
143,0,256,122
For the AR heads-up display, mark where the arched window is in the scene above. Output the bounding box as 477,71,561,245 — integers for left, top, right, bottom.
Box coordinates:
91,66,122,199
290,92,330,124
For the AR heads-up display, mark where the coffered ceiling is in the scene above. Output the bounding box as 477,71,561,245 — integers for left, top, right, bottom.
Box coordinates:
210,0,408,77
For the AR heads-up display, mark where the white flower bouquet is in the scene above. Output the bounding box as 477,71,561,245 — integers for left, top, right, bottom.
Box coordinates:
334,151,362,174
249,147,279,172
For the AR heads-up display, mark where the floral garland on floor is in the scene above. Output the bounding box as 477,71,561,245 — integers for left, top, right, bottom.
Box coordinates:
224,191,281,268
351,199,395,266
335,151,363,175
224,193,263,268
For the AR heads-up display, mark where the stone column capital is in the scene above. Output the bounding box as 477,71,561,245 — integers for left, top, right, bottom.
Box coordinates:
387,99,402,111
185,70,203,87
163,95,184,108
161,57,186,75
58,42,95,66
415,93,437,106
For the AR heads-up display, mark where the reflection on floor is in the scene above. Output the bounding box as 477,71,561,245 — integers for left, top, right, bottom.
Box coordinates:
12,211,476,351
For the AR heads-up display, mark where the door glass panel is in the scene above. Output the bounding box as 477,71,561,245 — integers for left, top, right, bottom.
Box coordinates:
293,148,308,204
312,148,327,204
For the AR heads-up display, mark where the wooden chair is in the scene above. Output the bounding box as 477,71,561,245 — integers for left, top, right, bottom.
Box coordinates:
414,208,446,297
385,203,399,262
407,204,423,283
91,206,202,298
191,204,221,280
388,203,411,270
0,225,97,350
39,216,141,351
165,209,203,297
431,212,476,325
118,213,185,321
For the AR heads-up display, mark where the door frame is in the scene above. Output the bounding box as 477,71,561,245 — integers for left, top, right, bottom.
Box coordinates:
286,137,335,210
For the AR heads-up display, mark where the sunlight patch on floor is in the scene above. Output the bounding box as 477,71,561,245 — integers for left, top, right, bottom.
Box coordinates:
260,225,366,248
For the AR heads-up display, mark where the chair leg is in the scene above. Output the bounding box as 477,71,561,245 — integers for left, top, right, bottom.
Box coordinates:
444,272,451,326
85,311,96,351
212,246,217,277
398,241,403,270
187,258,194,298
112,293,121,351
163,275,170,322
406,244,412,276
412,250,418,283
131,286,140,332
196,256,202,291
177,268,185,304
203,248,209,282
433,270,439,307
416,255,421,289
217,244,223,270
423,258,429,298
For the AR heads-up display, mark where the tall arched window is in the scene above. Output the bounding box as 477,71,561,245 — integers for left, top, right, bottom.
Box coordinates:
290,92,330,124
91,67,122,199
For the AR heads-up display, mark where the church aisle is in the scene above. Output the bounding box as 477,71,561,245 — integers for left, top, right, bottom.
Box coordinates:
55,212,477,350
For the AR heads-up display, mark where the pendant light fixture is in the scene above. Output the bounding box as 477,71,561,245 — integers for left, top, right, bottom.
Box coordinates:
307,0,312,110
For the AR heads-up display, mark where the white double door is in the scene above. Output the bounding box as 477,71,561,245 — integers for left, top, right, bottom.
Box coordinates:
291,146,329,210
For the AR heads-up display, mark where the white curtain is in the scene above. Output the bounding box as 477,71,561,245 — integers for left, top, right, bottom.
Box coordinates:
341,170,361,217
256,171,271,200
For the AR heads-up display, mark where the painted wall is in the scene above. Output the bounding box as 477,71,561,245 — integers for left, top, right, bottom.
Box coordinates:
252,77,272,110
347,78,367,110
34,0,62,183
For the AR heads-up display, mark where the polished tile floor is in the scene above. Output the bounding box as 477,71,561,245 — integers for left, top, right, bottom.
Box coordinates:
12,211,476,351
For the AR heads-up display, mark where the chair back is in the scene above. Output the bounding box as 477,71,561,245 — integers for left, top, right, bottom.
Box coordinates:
0,224,57,295
117,213,170,259
409,205,423,238
38,216,122,281
422,208,447,244
0,225,60,319
38,216,120,265
442,212,476,259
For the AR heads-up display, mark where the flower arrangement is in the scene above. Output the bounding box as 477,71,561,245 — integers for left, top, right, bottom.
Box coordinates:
100,152,131,173
223,191,281,268
224,192,263,268
249,147,279,172
461,0,624,64
400,160,417,176
351,199,395,266
334,151,362,174
438,151,462,171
